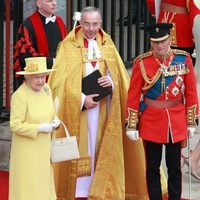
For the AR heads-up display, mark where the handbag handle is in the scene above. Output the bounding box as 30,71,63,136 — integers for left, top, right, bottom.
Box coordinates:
52,97,71,141
52,120,71,141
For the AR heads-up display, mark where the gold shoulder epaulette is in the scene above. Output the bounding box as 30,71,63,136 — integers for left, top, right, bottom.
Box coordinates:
173,49,189,56
137,51,153,61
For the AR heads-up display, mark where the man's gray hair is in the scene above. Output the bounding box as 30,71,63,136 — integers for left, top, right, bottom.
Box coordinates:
81,7,102,20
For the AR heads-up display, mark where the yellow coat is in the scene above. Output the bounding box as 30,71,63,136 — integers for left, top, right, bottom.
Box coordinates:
9,83,56,200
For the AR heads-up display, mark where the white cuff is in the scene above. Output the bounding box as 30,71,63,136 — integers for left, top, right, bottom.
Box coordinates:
188,127,195,138
126,130,139,141
81,93,86,110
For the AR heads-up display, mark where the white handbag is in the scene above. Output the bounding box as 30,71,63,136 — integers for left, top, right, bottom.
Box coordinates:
51,120,80,163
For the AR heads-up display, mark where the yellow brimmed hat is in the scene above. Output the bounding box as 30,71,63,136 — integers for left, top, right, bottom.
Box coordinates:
16,57,56,75
147,23,173,42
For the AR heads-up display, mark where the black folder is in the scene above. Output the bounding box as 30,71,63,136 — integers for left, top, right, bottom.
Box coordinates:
82,69,112,104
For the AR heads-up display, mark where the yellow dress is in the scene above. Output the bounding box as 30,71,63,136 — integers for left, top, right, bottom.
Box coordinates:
9,83,56,200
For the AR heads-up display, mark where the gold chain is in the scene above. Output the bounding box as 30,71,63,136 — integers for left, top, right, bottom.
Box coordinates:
155,54,174,92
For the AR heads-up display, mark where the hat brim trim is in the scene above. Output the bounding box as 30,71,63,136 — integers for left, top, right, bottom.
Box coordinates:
16,69,56,75
150,35,170,42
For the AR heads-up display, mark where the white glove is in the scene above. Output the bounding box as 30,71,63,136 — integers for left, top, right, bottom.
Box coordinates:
126,130,139,141
188,127,196,138
51,119,60,129
38,123,54,133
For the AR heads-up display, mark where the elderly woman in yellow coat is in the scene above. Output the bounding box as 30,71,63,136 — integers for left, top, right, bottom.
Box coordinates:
9,57,60,200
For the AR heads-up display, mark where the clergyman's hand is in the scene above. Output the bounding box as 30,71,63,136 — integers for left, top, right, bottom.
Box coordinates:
84,94,99,109
98,76,112,88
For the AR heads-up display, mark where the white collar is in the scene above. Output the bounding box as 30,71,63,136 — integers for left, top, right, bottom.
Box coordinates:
45,16,56,24
38,10,56,24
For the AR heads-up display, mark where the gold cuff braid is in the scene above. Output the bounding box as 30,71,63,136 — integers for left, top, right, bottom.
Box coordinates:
187,105,197,126
126,108,138,130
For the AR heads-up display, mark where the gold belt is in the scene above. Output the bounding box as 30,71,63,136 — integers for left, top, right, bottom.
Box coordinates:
161,2,189,15
144,97,183,108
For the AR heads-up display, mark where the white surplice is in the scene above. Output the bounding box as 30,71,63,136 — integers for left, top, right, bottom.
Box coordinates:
75,39,113,197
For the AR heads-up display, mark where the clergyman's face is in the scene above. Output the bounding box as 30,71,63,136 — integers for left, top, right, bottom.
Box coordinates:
150,37,171,57
80,11,102,39
36,0,57,17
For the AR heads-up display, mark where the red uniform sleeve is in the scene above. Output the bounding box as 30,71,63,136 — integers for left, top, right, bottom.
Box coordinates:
126,58,144,120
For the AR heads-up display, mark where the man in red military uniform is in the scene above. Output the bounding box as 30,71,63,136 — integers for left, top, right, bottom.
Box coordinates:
146,0,194,56
126,23,199,200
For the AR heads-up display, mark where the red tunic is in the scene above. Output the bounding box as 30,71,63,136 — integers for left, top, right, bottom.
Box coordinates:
146,0,194,48
126,50,199,143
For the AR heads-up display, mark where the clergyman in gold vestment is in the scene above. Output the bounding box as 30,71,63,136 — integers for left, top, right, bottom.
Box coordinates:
48,6,167,200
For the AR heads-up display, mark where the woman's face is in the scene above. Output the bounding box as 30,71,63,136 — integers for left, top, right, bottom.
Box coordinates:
150,37,171,57
27,73,47,92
